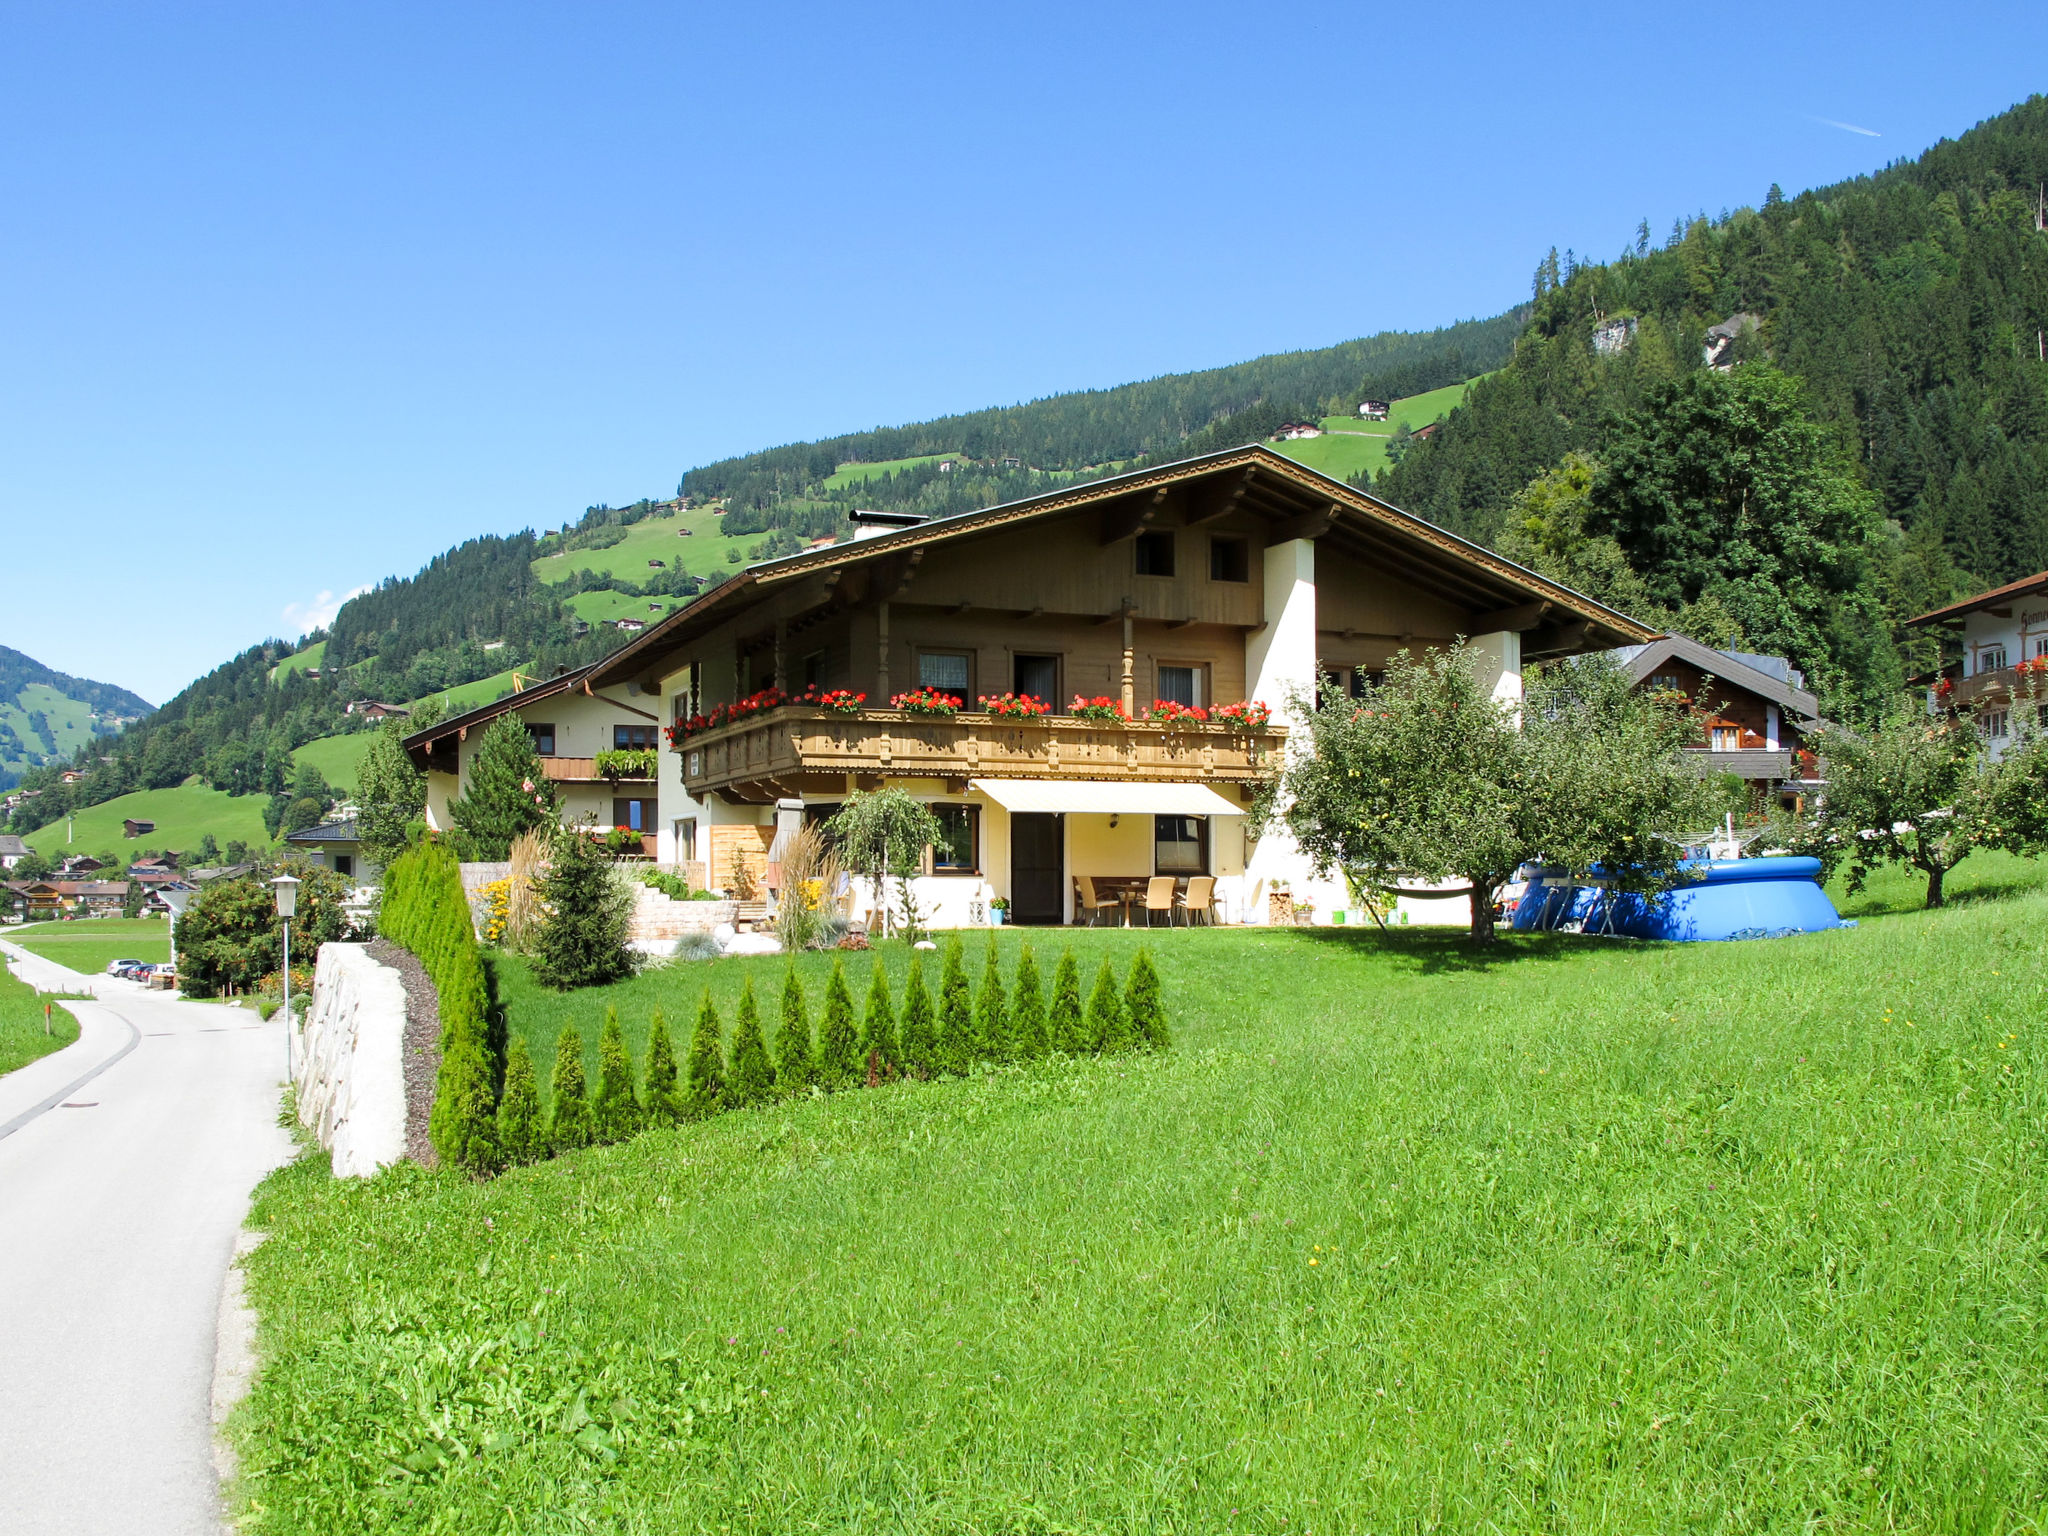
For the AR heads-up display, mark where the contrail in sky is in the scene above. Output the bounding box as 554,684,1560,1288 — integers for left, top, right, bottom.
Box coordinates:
1813,116,1881,137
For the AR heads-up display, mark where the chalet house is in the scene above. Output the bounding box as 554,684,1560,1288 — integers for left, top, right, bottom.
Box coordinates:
404,661,666,856
1607,635,1824,807
0,834,26,871
1274,422,1324,441
1704,312,1761,370
122,819,157,839
1356,401,1390,421
1001,456,1023,469
1909,570,2048,758
560,445,1648,926
17,880,128,917
613,618,647,633
344,700,410,720
285,818,372,883
1410,422,1441,441
57,854,105,875
59,770,84,784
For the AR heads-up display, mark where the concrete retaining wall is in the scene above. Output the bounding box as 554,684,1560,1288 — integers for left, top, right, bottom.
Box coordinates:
294,942,408,1178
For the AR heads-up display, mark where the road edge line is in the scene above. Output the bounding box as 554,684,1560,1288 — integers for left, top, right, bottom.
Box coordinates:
0,1005,141,1143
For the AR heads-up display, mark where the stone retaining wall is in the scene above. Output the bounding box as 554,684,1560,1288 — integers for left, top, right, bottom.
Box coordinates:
294,942,409,1179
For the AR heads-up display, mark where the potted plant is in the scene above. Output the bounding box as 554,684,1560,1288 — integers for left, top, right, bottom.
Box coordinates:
979,692,1049,720
1070,695,1129,723
893,687,962,717
815,688,866,715
989,895,1010,925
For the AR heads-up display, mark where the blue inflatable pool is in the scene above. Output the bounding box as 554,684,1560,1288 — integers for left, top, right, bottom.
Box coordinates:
1511,856,1847,942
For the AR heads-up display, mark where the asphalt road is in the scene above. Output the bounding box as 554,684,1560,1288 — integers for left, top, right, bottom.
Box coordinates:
0,945,294,1534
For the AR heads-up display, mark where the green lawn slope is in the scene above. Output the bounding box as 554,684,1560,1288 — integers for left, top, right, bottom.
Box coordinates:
1269,377,1488,484
236,852,2048,1530
269,640,327,683
23,781,271,862
291,732,376,794
530,504,758,585
0,957,81,1078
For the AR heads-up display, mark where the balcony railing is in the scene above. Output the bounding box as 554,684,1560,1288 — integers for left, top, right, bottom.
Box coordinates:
677,707,1286,801
537,756,655,784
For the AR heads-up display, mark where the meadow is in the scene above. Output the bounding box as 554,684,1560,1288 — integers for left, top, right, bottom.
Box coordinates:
292,731,378,794
270,640,328,683
22,780,271,863
0,955,80,1078
10,915,171,976
1268,379,1487,485
233,851,2048,1532
529,505,759,586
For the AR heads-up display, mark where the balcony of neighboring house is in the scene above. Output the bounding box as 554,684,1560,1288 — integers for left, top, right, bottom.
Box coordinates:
534,755,657,786
674,704,1287,803
1938,655,2048,712
1682,722,1796,783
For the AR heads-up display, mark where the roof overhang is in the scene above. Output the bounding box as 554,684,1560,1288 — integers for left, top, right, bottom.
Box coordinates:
1908,570,2048,627
400,662,604,769
1613,634,1822,722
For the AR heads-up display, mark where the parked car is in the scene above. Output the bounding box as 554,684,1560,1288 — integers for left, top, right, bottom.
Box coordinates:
105,958,146,976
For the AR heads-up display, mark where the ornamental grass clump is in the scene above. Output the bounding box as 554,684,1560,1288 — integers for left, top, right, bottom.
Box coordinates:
727,979,778,1108
590,1007,641,1144
548,1026,591,1152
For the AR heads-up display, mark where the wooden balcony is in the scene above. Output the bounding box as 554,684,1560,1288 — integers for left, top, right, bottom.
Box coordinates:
537,756,655,785
677,707,1287,802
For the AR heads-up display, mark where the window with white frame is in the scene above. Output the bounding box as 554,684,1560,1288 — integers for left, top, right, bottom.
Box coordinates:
1983,709,2009,739
1156,663,1204,707
1979,645,2008,674
918,650,972,697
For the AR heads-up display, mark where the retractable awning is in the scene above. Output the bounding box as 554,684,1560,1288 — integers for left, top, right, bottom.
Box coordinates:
967,779,1246,816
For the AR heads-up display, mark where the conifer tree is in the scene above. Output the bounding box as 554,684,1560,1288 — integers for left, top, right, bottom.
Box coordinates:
643,1007,680,1126
1010,942,1048,1060
728,977,777,1108
1123,948,1170,1052
683,989,727,1121
775,968,816,1095
496,1033,545,1165
899,951,937,1077
1048,948,1087,1053
859,962,898,1084
1086,957,1132,1053
936,937,973,1075
549,1025,591,1151
530,827,633,990
590,1006,641,1143
974,939,1010,1064
817,959,861,1089
447,714,559,862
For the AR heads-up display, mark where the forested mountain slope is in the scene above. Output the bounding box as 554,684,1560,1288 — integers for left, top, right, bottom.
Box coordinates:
0,645,151,791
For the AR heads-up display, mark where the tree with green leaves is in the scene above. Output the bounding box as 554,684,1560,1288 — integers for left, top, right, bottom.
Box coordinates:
899,952,937,1077
529,827,632,989
860,962,898,1084
936,938,973,1075
121,879,143,919
817,960,861,1089
1010,942,1048,1059
497,1035,546,1164
1123,949,1169,1052
643,1008,680,1126
1085,958,1130,1053
974,940,1010,1064
826,788,945,938
775,969,816,1095
1048,949,1086,1053
728,978,778,1108
548,1026,591,1151
683,990,727,1120
590,1007,641,1143
448,714,559,862
354,710,433,871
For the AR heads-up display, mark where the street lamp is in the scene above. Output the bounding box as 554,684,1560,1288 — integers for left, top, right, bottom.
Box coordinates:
271,873,299,1081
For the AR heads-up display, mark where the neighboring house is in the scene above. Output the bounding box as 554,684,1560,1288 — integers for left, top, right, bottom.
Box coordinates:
285,818,374,883
1410,422,1441,441
0,834,27,871
1908,569,2048,759
1274,422,1324,440
1605,635,1825,809
57,854,105,875
344,700,410,719
613,617,647,632
573,443,1650,927
17,880,129,917
190,863,260,884
1704,312,1761,370
59,770,84,784
403,662,667,856
122,819,156,839
1356,400,1391,421
648,559,665,569
1000,456,1023,469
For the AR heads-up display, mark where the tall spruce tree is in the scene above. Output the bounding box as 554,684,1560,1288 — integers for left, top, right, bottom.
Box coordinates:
548,1026,592,1151
590,1007,642,1143
354,713,429,871
496,1034,546,1165
447,714,559,861
974,940,1010,1064
899,952,938,1078
860,962,899,1084
683,990,728,1121
728,978,778,1108
1123,949,1169,1052
529,828,633,989
1086,958,1131,1053
1048,949,1087,1053
1010,942,1048,1060
936,937,973,1075
817,960,861,1089
775,968,816,1094
643,1007,681,1126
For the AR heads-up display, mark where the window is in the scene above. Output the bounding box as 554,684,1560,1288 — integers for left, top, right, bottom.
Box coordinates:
1711,724,1744,750
1013,653,1059,704
613,797,656,832
526,722,556,757
1980,645,2008,675
1209,536,1249,582
918,650,972,695
333,854,354,879
1155,815,1207,874
1156,664,1203,707
2035,638,2048,661
672,818,698,861
802,649,828,690
614,723,657,750
930,804,979,871
1348,668,1382,698
1134,530,1175,576
1983,710,2010,740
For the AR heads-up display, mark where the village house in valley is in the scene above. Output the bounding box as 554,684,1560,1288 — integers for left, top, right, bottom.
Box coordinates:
1909,569,2048,758
406,446,1645,927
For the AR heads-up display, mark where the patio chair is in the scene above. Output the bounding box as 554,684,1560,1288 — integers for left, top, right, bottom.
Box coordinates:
1075,876,1120,927
1177,875,1217,926
1141,876,1177,928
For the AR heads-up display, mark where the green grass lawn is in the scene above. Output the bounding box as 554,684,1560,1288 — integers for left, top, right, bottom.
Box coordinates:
0,956,81,1078
292,731,378,794
530,506,758,586
11,916,171,977
565,589,678,627
235,851,2048,1531
270,640,327,683
822,452,960,492
413,667,529,715
23,781,272,863
1272,378,1490,485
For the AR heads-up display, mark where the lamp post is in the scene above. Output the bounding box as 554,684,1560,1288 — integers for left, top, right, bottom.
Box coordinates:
271,873,299,1081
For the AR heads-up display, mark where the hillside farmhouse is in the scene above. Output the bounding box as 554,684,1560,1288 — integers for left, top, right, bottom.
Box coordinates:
123,818,156,839
1909,569,2048,759
1356,400,1390,421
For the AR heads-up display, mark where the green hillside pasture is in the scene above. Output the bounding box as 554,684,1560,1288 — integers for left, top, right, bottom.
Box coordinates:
530,505,756,585
1,682,103,779
565,589,678,627
822,451,959,491
23,782,271,863
291,731,376,794
0,960,80,1078
270,640,327,683
416,668,527,715
1272,378,1487,484
237,854,2048,1531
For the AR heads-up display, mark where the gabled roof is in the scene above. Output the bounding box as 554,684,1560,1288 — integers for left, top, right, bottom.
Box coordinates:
400,661,603,764
1908,570,2048,627
285,819,361,844
1609,635,1823,722
0,835,26,857
585,445,1656,687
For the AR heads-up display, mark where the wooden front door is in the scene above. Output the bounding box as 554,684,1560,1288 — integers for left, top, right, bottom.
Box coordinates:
1010,813,1064,925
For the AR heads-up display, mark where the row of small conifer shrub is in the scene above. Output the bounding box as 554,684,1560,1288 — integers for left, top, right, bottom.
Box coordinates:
494,940,1167,1162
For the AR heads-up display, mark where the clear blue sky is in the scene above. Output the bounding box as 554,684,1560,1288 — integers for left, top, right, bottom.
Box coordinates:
5,1,2045,704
